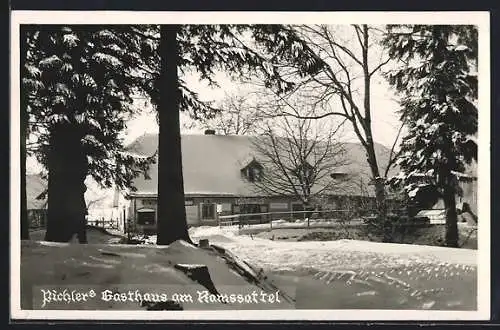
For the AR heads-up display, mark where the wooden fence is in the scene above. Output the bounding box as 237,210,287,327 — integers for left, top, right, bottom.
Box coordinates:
218,209,368,228
217,208,424,230
87,219,120,230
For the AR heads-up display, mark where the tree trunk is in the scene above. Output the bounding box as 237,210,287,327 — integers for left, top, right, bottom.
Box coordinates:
373,179,391,241
443,185,459,248
45,124,73,242
359,25,391,242
45,123,88,243
157,25,192,245
365,145,391,242
20,25,30,240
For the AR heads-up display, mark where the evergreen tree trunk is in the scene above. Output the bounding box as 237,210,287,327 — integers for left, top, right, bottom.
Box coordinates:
45,124,73,242
20,25,30,240
443,183,459,248
45,123,88,242
157,25,192,245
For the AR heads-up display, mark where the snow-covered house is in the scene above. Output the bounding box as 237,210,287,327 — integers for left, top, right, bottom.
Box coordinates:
404,162,478,224
120,132,398,233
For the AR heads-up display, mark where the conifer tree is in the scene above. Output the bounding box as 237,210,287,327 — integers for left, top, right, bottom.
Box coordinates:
383,25,478,247
22,25,155,242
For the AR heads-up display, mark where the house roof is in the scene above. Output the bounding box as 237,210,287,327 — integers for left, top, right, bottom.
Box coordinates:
26,174,47,210
126,133,398,198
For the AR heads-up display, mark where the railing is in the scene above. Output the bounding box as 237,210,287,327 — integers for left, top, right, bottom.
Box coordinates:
87,219,120,230
218,214,241,226
218,209,376,228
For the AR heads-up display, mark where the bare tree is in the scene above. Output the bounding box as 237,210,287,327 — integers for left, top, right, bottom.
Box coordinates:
197,91,264,135
251,24,399,241
84,182,111,213
249,101,349,219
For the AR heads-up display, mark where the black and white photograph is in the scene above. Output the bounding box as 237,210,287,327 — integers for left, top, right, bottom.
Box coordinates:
10,11,490,320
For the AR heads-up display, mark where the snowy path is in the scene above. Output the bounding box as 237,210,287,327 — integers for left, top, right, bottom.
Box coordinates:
187,226,477,273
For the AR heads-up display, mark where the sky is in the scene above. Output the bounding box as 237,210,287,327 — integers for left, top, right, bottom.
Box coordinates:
123,71,402,147
123,25,403,149
27,64,403,176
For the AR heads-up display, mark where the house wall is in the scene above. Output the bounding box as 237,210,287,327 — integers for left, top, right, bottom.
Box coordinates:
125,193,378,233
189,196,233,226
125,195,281,232
126,196,230,233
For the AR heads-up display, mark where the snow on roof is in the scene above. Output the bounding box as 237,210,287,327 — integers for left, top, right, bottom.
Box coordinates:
127,134,396,198
26,174,47,210
25,134,400,204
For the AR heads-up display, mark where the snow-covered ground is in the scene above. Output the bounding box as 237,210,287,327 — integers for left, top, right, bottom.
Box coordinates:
131,226,477,274
24,226,478,311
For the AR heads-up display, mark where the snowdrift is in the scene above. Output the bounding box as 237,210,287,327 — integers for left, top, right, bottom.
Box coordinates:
20,240,293,310
20,225,478,311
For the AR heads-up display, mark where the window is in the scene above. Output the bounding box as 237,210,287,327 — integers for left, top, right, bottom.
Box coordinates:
330,172,348,180
201,203,216,219
247,166,262,182
137,209,155,225
292,162,314,181
241,160,263,183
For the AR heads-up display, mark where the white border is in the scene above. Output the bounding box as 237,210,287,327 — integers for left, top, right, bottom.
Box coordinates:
10,11,491,321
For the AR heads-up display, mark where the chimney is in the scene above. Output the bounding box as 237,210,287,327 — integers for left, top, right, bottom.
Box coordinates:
204,129,216,135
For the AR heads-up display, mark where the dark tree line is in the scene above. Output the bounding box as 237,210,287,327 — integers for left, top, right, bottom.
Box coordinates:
20,24,323,244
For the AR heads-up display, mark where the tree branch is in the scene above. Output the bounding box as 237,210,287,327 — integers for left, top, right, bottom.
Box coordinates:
130,27,160,41
369,57,391,77
384,121,405,179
